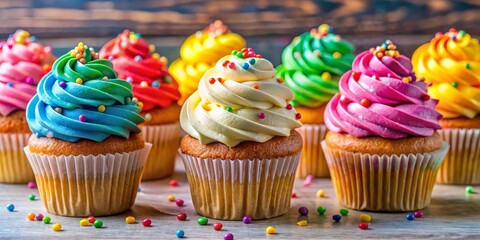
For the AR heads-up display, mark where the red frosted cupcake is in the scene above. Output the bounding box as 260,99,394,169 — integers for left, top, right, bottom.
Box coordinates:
100,30,181,180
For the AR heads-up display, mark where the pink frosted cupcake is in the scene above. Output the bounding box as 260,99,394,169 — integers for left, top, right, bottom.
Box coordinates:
0,30,55,183
322,40,449,211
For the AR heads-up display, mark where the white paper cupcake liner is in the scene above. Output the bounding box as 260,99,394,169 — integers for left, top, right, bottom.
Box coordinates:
322,141,449,212
437,128,480,184
295,124,329,178
179,151,301,220
141,122,181,180
24,143,152,217
0,133,34,183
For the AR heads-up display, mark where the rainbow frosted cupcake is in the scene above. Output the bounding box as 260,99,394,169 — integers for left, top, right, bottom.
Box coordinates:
100,30,181,180
0,30,55,183
169,20,246,103
24,43,151,216
179,48,303,220
412,29,480,184
276,24,354,178
322,40,449,211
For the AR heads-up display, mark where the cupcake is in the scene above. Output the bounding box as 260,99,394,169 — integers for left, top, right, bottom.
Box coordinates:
24,42,151,217
100,30,181,180
169,20,246,103
0,30,55,183
276,24,354,178
412,29,480,184
322,40,449,211
179,48,303,220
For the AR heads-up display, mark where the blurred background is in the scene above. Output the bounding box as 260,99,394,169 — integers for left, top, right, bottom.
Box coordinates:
0,0,479,65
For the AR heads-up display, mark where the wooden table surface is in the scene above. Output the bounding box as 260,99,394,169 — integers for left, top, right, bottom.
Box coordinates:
1,159,479,239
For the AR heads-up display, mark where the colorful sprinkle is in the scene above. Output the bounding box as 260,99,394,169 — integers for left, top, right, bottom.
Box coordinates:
358,222,369,230
296,220,308,226
225,106,233,112
126,77,133,83
332,52,342,59
87,216,96,224
142,218,152,227
317,206,327,215
313,50,322,57
27,181,36,189
252,83,259,89
286,104,293,110
28,194,35,201
52,223,62,231
266,226,276,234
152,53,160,60
360,98,371,107
36,213,44,221
422,95,431,101
291,192,297,198
78,114,87,122
466,63,471,69
167,195,176,202
258,112,266,119
209,78,216,84
242,215,252,224
333,214,342,222
152,81,160,88
295,113,302,120
98,105,106,113
222,60,230,67
140,81,148,87
360,213,371,222
25,76,34,85
134,55,142,62
414,211,424,218
242,63,249,69
54,107,62,114
177,212,187,221
228,62,235,69
298,206,309,216
175,199,184,207
93,219,103,228
145,113,152,121
322,72,332,80
59,81,67,88
339,208,349,216
249,58,256,64
80,219,90,226
75,78,83,84
43,216,51,224
224,233,234,240
316,189,326,198
149,44,156,53
466,186,474,194
213,222,223,231
277,77,284,83
451,81,458,88
27,212,36,221
176,229,185,238
169,179,179,186
402,77,411,83
197,216,208,225
406,213,415,220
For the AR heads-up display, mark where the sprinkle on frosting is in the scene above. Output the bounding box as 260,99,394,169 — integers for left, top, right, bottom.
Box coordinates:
324,40,442,139
205,20,229,37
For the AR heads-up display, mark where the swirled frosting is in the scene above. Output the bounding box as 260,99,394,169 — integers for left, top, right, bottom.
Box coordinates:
169,20,246,103
99,30,180,111
180,48,302,147
412,29,480,119
0,30,55,116
324,40,442,139
276,24,354,107
27,42,144,142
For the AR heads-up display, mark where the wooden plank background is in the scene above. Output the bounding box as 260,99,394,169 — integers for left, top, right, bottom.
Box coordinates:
0,0,479,39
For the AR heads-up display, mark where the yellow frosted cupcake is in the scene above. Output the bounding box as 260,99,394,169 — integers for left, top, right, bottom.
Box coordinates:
169,20,246,103
179,48,303,220
412,28,480,184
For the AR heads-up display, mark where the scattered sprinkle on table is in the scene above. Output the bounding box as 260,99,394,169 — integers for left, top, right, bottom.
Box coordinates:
242,215,252,224
6,203,14,212
333,214,342,222
27,212,35,221
87,216,96,224
224,233,234,240
317,206,326,215
52,223,62,231
36,213,44,221
177,212,187,221
175,199,184,207
93,219,103,228
406,213,415,220
80,219,90,226
414,211,424,218
197,216,208,225
168,195,176,202
213,222,223,231
176,229,185,238
266,226,276,234
340,208,349,216
169,179,179,187
142,218,152,227
358,222,369,230
43,216,51,224
316,189,326,198
298,206,309,216
291,192,297,198
28,194,35,201
303,175,314,187
125,216,136,224
360,213,371,222
27,181,36,189
465,186,474,194
296,220,308,226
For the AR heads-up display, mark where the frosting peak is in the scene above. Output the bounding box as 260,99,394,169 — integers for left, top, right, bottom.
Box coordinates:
181,48,302,147
27,43,144,142
325,40,442,139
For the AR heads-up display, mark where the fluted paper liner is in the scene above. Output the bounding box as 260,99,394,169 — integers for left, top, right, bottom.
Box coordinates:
179,151,301,220
437,128,480,184
322,141,449,212
141,122,181,180
0,133,34,183
296,124,329,178
24,143,152,217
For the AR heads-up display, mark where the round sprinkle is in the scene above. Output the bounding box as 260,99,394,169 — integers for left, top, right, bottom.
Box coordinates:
316,189,326,198
78,114,87,122
134,55,142,62
126,77,133,83
25,76,34,85
286,104,293,110
59,81,67,88
125,216,135,224
43,216,51,224
406,213,415,220
102,76,108,80
360,213,371,222
225,106,233,112
175,199,184,207
339,208,349,216
169,179,179,186
296,220,308,226
54,107,62,114
258,112,266,119
142,218,152,227
352,71,361,80
277,77,284,83
197,216,208,225
140,81,148,87
137,187,141,192
451,81,458,88
317,206,327,215
249,58,256,64
228,62,235,69
80,219,90,226
52,223,62,231
291,192,297,198
423,95,431,101
332,214,342,222
152,81,160,88
213,222,223,231
177,212,187,221
295,113,302,120
176,229,185,238
465,186,474,194
414,211,424,218
358,222,369,230
93,219,103,228
75,78,83,84
224,233,234,240
242,215,252,224
87,216,96,224
108,56,114,61
466,63,471,69
209,78,216,84
98,105,106,112
6,203,15,212
27,212,36,221
265,226,276,234
28,194,35,201
313,50,321,57
322,72,332,80
360,98,371,107
132,97,139,104
333,52,342,59
36,213,44,221
167,195,176,202
298,206,309,216
27,181,36,189
242,63,249,69
252,83,259,89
